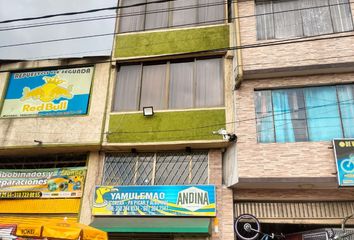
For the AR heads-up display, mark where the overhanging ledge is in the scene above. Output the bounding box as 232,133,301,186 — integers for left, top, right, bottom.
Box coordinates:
90,217,211,234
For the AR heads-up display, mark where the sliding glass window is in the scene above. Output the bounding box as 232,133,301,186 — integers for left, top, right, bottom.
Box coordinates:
256,0,354,40
113,58,224,111
119,0,225,33
255,84,354,142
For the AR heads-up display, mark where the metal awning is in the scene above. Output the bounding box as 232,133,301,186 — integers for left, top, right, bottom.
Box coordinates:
235,201,354,224
91,217,211,234
0,218,107,240
0,199,80,214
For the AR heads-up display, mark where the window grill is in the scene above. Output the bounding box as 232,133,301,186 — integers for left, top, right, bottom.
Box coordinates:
102,151,208,185
0,153,87,169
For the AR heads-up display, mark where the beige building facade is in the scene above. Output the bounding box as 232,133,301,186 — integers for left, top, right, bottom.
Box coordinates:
0,58,112,233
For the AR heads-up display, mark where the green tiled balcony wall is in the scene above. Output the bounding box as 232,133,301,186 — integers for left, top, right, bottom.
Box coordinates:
114,25,229,58
108,109,225,143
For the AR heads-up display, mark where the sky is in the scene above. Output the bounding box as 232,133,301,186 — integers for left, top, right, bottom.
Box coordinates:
0,0,117,60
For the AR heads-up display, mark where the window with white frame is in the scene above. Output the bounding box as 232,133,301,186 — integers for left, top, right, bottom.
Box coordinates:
113,58,224,111
102,152,208,185
118,0,225,33
256,0,354,40
255,84,354,143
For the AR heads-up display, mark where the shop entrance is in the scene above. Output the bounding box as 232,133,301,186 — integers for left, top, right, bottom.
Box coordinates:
262,223,343,235
234,214,354,240
108,234,208,240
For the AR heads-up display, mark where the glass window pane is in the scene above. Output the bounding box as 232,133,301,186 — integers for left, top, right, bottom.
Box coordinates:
256,0,275,40
119,0,146,33
191,153,208,184
136,154,154,185
155,153,189,185
198,0,225,25
255,91,275,143
169,61,194,109
287,89,308,141
272,89,296,142
273,0,303,38
301,0,333,36
113,65,141,111
104,152,208,186
272,89,308,142
304,86,342,141
329,0,354,32
102,154,136,185
196,58,224,107
171,0,198,27
145,0,169,30
337,85,354,138
140,63,167,110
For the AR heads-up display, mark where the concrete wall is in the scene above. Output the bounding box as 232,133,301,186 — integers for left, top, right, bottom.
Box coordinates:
234,73,354,187
0,59,110,149
237,1,354,77
223,143,238,187
79,151,104,225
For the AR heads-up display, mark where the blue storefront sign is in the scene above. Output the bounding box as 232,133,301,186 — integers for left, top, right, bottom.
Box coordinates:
1,67,93,118
92,185,216,216
333,139,354,186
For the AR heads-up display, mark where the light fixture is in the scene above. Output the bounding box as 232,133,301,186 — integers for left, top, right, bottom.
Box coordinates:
143,106,154,117
131,148,137,156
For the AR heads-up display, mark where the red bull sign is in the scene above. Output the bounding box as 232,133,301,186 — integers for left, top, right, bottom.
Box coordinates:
1,67,93,118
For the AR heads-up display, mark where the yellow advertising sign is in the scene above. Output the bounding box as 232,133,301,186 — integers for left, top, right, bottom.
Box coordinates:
16,224,42,237
0,167,86,199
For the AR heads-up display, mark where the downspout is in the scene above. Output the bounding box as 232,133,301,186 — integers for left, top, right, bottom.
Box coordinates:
234,0,244,90
100,1,120,146
230,0,242,187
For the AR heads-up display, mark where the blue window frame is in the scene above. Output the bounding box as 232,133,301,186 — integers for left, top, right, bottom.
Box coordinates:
255,84,354,143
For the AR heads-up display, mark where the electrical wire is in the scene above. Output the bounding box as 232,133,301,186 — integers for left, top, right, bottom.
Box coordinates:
0,96,351,136
107,97,354,135
0,0,352,70
0,0,352,138
0,0,351,30
0,0,352,47
0,37,353,136
2,38,354,70
0,0,178,24
0,0,223,31
1,19,354,52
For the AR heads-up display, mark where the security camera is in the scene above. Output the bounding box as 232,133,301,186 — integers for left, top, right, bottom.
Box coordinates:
212,129,237,142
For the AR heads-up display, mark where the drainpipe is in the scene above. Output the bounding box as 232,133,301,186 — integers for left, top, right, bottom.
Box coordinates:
233,0,244,90
100,1,120,146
